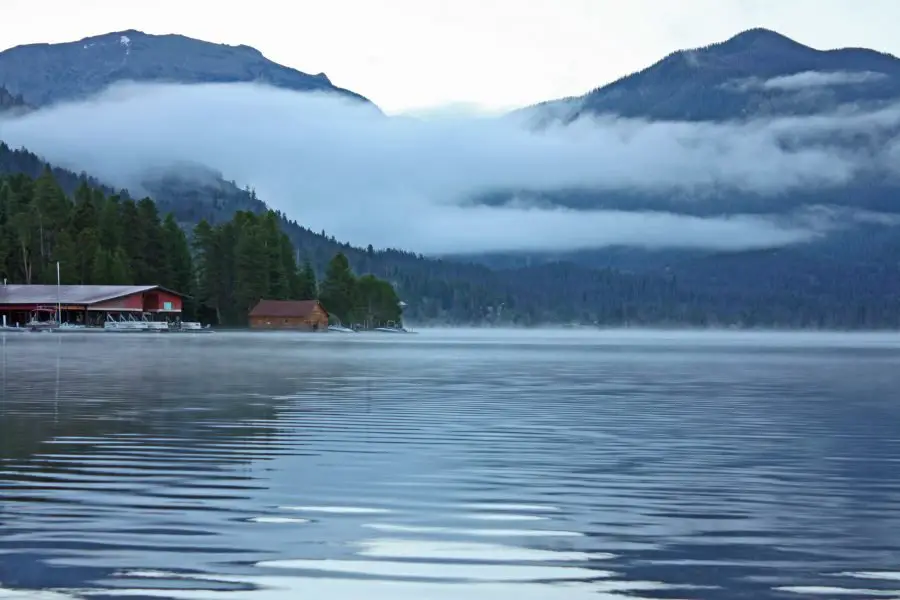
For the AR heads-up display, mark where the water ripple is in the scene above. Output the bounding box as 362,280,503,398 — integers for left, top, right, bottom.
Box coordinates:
1,330,899,599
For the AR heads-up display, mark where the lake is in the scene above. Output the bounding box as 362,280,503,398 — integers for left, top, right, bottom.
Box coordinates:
1,329,899,599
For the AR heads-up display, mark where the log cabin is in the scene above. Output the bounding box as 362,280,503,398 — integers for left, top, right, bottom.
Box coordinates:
248,299,329,331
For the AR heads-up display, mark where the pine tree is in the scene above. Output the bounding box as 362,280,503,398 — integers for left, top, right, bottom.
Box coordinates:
108,248,130,285
11,206,36,284
90,246,111,284
32,167,71,277
319,252,357,324
52,230,79,284
233,214,269,317
261,211,289,299
98,195,122,251
0,182,11,281
71,181,98,233
75,228,99,284
295,259,318,300
119,199,143,281
137,198,165,283
161,214,193,293
191,219,219,321
356,274,402,327
73,181,93,207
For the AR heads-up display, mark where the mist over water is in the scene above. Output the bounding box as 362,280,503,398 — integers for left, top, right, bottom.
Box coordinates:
1,329,899,599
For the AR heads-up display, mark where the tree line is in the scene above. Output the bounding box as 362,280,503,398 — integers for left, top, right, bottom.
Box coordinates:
0,169,187,290
192,211,401,327
0,168,403,327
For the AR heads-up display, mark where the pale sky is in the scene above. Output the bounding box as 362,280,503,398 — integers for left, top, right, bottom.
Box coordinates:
2,0,900,113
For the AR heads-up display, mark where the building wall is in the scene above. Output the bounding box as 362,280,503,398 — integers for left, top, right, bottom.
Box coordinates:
249,310,329,331
87,289,184,313
309,305,328,326
143,290,183,313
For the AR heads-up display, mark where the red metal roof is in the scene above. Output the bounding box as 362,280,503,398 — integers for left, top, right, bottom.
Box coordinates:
249,299,325,318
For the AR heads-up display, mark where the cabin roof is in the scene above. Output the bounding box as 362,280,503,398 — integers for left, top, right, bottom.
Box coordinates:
249,299,325,318
0,285,185,306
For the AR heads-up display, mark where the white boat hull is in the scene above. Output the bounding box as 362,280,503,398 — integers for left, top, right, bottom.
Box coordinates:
104,321,168,332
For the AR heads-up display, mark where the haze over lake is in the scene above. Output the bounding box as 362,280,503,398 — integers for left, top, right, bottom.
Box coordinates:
1,329,899,599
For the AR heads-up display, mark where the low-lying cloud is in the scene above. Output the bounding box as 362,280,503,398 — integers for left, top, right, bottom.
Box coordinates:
0,81,898,255
727,70,889,92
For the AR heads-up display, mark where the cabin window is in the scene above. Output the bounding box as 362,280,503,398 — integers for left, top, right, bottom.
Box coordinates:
163,301,173,310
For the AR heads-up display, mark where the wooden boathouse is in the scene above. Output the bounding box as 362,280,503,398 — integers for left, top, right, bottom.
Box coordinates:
248,299,329,331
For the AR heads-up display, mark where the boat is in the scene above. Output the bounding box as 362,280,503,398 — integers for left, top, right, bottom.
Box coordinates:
28,264,64,332
371,302,417,333
171,321,214,333
372,321,417,334
327,318,357,333
27,307,60,332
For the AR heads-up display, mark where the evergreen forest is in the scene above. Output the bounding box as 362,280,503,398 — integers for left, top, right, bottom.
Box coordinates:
0,168,404,327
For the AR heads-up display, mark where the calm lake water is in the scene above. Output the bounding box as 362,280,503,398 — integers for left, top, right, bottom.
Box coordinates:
1,329,899,599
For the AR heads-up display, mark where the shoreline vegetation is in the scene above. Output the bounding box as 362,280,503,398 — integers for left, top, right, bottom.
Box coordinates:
0,168,403,329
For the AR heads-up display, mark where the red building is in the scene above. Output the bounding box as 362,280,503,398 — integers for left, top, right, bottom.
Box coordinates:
0,285,186,327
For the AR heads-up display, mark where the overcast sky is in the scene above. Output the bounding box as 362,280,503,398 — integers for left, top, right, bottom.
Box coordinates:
3,0,900,113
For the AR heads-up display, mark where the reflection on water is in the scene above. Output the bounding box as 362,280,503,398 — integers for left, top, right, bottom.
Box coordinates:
2,329,900,599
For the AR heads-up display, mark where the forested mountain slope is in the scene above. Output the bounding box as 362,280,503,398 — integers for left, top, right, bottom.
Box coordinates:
0,86,29,115
468,28,900,325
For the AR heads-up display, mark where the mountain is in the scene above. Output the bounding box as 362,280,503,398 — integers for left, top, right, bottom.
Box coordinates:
503,27,900,220
528,28,900,123
0,30,373,108
0,86,29,115
507,28,900,219
463,29,900,323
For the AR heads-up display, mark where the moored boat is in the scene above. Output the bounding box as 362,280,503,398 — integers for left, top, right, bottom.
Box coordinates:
26,307,60,332
172,321,214,333
372,321,416,334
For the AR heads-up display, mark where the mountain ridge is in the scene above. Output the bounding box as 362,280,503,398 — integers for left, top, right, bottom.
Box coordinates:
523,28,900,123
472,28,900,318
0,29,375,108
